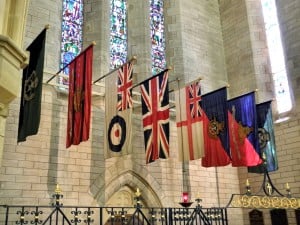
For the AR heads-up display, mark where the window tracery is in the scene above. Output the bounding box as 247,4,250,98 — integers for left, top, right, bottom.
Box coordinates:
150,0,166,75
60,0,83,84
110,0,128,69
261,0,292,113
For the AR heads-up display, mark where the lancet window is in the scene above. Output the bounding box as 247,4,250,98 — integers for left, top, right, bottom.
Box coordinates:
110,0,128,69
60,0,83,84
150,0,166,75
261,0,292,114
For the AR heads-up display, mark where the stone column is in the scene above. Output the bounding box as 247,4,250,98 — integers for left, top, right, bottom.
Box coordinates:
0,0,28,166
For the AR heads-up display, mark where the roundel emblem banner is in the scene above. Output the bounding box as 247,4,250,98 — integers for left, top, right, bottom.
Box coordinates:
258,127,270,149
108,115,126,152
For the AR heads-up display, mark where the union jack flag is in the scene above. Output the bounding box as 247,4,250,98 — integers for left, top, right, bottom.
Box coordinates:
187,81,202,120
140,70,169,164
117,62,133,111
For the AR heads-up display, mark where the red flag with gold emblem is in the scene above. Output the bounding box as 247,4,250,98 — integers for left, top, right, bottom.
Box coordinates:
201,87,231,167
227,92,262,166
66,44,93,148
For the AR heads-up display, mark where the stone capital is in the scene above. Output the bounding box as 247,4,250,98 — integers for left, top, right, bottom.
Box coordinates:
0,34,28,106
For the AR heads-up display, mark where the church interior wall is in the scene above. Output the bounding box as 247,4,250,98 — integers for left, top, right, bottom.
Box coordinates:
0,0,28,172
0,0,300,225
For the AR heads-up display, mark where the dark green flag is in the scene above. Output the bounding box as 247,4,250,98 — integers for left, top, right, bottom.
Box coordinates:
18,28,47,142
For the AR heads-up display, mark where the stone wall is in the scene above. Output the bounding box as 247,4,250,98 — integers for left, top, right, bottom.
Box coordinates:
219,0,300,224
0,0,28,168
276,0,300,99
1,0,300,225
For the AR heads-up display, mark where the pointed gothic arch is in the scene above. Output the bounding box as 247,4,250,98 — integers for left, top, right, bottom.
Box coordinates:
90,160,171,208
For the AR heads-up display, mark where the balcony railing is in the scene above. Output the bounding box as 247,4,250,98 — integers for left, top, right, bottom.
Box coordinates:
0,204,228,225
0,186,228,225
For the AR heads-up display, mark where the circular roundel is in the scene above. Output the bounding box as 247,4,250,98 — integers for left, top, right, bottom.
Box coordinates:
108,115,126,152
258,127,270,149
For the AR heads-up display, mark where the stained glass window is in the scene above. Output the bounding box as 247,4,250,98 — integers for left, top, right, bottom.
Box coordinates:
110,0,128,69
261,0,292,113
150,0,166,75
60,0,83,84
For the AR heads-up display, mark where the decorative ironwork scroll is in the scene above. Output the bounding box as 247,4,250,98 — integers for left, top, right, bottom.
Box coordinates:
227,194,300,209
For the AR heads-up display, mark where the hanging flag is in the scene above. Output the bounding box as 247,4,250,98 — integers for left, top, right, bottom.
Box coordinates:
227,92,262,166
104,62,133,158
175,80,204,161
117,61,133,111
201,87,231,167
140,70,169,164
248,101,278,173
18,28,47,142
66,44,93,148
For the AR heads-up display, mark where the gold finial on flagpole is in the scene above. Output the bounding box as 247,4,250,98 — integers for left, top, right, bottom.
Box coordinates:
55,183,61,194
135,188,141,197
246,179,250,187
45,24,50,29
130,55,137,63
167,66,173,70
92,41,96,45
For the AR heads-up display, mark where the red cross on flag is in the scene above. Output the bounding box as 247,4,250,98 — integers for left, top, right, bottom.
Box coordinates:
117,62,133,111
140,70,169,164
175,80,204,161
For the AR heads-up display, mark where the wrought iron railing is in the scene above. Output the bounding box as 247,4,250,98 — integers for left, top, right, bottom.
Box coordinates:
0,186,228,225
0,204,228,225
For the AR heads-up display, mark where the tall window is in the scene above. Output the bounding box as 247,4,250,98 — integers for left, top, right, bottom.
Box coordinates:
261,0,292,114
110,0,128,69
60,0,83,84
150,0,166,75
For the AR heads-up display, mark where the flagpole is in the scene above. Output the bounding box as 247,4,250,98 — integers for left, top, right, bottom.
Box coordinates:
92,56,137,84
201,85,230,97
180,77,203,89
131,67,172,89
45,42,96,84
176,79,185,162
227,89,257,101
175,78,191,198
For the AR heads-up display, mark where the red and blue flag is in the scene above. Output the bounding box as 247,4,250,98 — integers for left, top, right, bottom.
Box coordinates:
227,92,262,166
201,87,231,167
140,70,169,164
